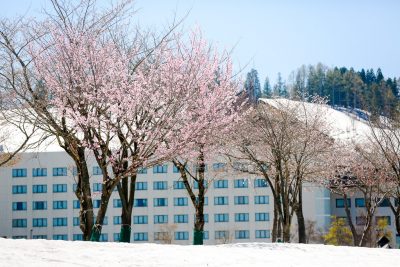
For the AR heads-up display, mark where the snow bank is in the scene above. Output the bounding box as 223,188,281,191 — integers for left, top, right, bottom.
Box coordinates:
0,238,399,267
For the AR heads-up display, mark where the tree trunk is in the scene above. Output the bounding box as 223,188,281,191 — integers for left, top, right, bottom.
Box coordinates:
119,173,136,243
272,205,278,242
70,147,94,241
90,188,111,241
343,194,358,246
296,185,306,243
282,220,291,242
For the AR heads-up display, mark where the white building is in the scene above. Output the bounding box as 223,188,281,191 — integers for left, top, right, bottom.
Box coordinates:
0,150,331,244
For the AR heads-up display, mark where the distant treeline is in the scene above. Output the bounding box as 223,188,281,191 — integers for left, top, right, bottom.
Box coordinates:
245,63,399,118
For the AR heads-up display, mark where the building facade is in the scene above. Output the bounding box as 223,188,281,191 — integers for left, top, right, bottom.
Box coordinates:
0,151,281,244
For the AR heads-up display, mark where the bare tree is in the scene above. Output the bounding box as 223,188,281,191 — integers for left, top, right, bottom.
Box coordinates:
326,145,393,246
367,116,400,237
226,98,333,242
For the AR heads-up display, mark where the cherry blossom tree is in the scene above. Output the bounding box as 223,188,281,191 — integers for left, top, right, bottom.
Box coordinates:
168,31,240,245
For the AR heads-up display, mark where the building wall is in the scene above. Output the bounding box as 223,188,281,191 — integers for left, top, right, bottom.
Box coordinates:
330,193,397,246
0,151,288,244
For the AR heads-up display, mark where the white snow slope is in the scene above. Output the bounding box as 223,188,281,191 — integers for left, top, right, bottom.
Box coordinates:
0,238,399,267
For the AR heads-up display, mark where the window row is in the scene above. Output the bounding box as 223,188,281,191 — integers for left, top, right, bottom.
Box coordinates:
16,230,271,242
11,166,108,178
336,197,394,208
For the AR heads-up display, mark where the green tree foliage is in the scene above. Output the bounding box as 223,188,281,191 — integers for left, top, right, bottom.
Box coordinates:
273,72,288,98
262,77,272,98
244,68,261,103
324,216,353,246
289,64,399,118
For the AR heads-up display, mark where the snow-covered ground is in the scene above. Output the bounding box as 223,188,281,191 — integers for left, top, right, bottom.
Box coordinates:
0,238,399,267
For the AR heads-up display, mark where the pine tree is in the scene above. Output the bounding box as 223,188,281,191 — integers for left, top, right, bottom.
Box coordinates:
324,216,353,246
273,72,285,97
262,77,272,98
244,69,261,103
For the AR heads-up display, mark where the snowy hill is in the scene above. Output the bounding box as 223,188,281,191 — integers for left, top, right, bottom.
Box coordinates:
261,98,372,143
0,238,399,267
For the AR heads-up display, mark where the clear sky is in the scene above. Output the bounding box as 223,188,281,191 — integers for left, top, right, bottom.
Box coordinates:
1,0,399,84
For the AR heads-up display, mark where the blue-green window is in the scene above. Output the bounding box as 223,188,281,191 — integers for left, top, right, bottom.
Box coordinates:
113,216,122,225
214,213,229,222
73,200,80,209
194,214,209,223
214,196,228,205
12,202,27,211
254,178,268,188
235,213,249,222
53,234,68,240
234,196,249,205
12,168,27,177
173,181,185,189
173,165,180,173
203,231,209,240
99,234,108,242
174,231,189,240
355,198,365,207
12,185,27,194
136,182,148,190
255,212,270,221
154,215,168,224
214,180,228,188
153,181,168,190
235,230,249,239
53,200,67,209
12,219,27,228
93,199,101,208
33,184,47,193
174,197,188,206
195,196,208,206
93,183,102,192
53,184,67,193
93,166,102,175
215,231,229,239
174,214,188,223
33,218,47,227
153,165,168,174
32,201,47,210
138,167,147,174
255,230,270,238
133,215,148,224
113,233,120,241
336,198,351,208
134,232,148,241
73,217,80,226
134,199,147,207
234,179,248,188
154,198,168,207
32,168,47,177
53,217,68,226
193,180,208,189
33,235,47,239
378,198,391,207
73,234,83,241
213,163,226,171
255,195,269,204
53,167,67,176
113,199,122,208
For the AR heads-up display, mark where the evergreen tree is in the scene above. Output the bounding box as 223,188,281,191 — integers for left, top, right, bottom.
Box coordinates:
262,77,272,98
273,72,285,97
244,69,261,103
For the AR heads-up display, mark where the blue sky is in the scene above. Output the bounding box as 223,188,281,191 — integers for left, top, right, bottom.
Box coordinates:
2,0,399,84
